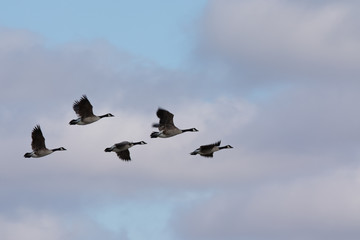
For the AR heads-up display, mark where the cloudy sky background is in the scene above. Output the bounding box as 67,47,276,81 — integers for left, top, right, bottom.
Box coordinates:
1,0,360,239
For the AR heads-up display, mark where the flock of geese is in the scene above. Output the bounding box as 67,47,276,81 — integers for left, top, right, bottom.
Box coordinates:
24,95,233,160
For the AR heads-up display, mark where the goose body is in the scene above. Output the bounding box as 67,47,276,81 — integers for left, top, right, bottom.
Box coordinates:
24,125,66,158
190,141,233,158
104,141,147,161
151,108,198,138
69,95,114,125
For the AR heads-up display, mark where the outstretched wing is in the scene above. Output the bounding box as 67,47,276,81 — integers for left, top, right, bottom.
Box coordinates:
156,108,174,126
200,141,221,152
31,125,46,151
116,150,131,161
73,95,94,118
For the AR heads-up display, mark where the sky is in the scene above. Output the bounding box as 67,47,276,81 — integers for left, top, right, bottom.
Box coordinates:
1,0,360,240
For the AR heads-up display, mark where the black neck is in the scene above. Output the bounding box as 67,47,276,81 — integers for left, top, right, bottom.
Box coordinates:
182,128,195,133
219,146,231,150
52,147,64,152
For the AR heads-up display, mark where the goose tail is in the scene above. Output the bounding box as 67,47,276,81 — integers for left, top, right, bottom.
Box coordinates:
104,147,112,152
69,119,78,125
150,132,160,138
190,149,199,155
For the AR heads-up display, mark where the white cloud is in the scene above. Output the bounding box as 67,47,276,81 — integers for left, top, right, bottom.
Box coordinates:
0,27,42,53
0,213,63,240
2,3,360,237
172,167,360,240
199,0,360,80
0,210,123,240
0,27,249,213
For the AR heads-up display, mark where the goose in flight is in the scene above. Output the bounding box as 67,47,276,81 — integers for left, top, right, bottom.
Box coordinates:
24,125,66,158
151,108,198,138
190,141,233,157
104,141,147,161
69,95,114,125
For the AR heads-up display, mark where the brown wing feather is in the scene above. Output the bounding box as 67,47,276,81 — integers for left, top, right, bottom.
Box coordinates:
116,149,131,161
31,125,46,151
73,95,94,118
200,141,221,151
157,108,174,126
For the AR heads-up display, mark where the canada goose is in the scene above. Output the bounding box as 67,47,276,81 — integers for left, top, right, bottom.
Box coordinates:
24,125,66,158
104,141,147,161
151,108,198,138
190,141,233,157
69,95,114,125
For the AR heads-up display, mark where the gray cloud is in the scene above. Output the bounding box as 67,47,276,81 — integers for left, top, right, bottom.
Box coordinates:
0,209,125,240
241,84,360,157
0,27,249,240
197,0,360,84
166,1,360,240
172,168,360,240
1,0,360,237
